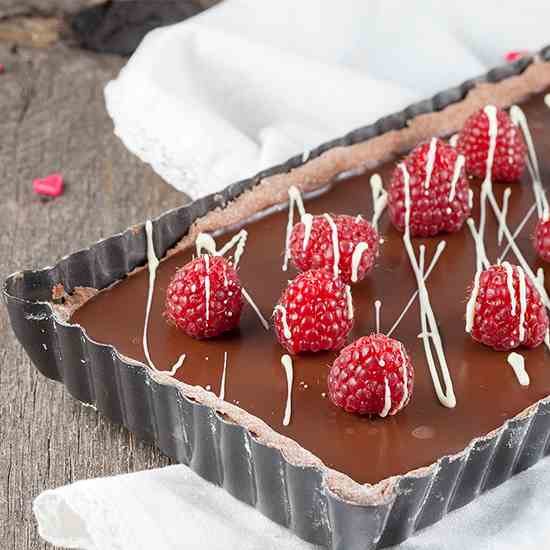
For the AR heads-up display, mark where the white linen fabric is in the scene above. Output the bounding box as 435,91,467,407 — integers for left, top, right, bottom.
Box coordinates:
105,0,550,199
36,0,550,548
34,458,550,550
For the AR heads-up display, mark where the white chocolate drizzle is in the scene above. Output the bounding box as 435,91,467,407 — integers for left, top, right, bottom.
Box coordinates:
370,173,387,232
374,299,381,333
351,242,369,283
204,254,210,322
498,188,512,246
502,261,517,316
396,343,409,412
345,285,354,320
274,304,292,339
283,186,307,271
486,188,550,310
477,105,499,266
498,203,537,263
143,220,185,375
195,230,269,330
280,354,294,426
217,230,248,268
387,241,446,337
466,218,490,272
518,265,527,343
465,269,481,334
448,154,465,202
242,288,269,330
379,377,391,418
449,133,459,148
301,213,313,250
468,189,474,210
510,105,549,220
423,137,438,189
545,94,550,109
507,352,529,386
401,164,456,408
219,351,228,400
323,213,340,278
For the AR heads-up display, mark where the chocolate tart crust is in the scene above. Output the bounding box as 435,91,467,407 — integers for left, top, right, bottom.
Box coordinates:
62,60,550,505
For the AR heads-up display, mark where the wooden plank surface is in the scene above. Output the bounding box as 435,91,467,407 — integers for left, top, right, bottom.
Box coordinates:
0,41,189,549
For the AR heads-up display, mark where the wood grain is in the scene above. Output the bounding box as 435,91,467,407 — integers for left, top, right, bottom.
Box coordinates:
0,42,189,549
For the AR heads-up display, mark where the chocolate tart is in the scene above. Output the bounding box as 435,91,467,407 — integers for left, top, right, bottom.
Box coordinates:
6,49,550,549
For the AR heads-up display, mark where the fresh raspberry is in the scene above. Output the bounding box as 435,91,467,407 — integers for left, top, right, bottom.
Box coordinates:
466,263,548,351
456,106,526,182
388,138,471,237
289,214,379,284
164,255,243,339
327,334,414,416
534,218,550,263
273,269,353,354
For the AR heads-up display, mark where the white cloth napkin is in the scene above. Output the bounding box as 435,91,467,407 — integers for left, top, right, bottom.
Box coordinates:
104,0,550,199
36,1,550,548
34,457,550,550
105,0,550,199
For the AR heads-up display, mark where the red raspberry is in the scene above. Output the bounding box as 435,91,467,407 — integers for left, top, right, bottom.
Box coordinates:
456,106,526,182
388,138,471,237
327,334,414,416
466,263,548,351
164,255,243,339
273,269,353,354
289,214,379,284
534,218,550,263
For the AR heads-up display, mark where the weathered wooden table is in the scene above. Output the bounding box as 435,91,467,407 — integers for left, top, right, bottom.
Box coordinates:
0,34,190,548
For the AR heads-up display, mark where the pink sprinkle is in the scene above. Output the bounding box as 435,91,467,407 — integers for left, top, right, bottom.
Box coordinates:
504,50,529,63
33,173,64,198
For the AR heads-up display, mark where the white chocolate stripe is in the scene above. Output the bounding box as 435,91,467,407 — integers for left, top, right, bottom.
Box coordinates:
204,254,210,322
374,299,381,333
518,265,527,343
486,188,550,310
449,134,459,147
387,241,446,338
502,261,517,316
323,213,340,278
424,137,438,189
478,105,498,257
448,154,465,202
370,173,387,232
498,188,512,246
396,344,409,412
507,352,529,386
283,186,307,271
510,105,549,220
545,94,550,109
466,218,490,272
274,305,291,339
379,377,391,418
351,242,369,283
281,354,294,426
219,352,228,400
301,213,313,250
401,169,455,408
143,220,185,376
465,270,481,334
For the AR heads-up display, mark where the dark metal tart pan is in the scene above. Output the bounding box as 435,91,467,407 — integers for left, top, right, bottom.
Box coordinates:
5,46,550,549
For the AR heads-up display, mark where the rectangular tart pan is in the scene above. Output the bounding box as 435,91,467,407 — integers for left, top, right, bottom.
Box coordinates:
5,46,550,549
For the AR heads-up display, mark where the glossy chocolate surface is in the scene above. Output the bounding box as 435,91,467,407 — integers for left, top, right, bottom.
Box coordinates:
72,91,550,485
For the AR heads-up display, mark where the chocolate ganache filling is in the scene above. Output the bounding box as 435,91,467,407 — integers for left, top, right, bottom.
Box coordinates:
72,91,550,485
